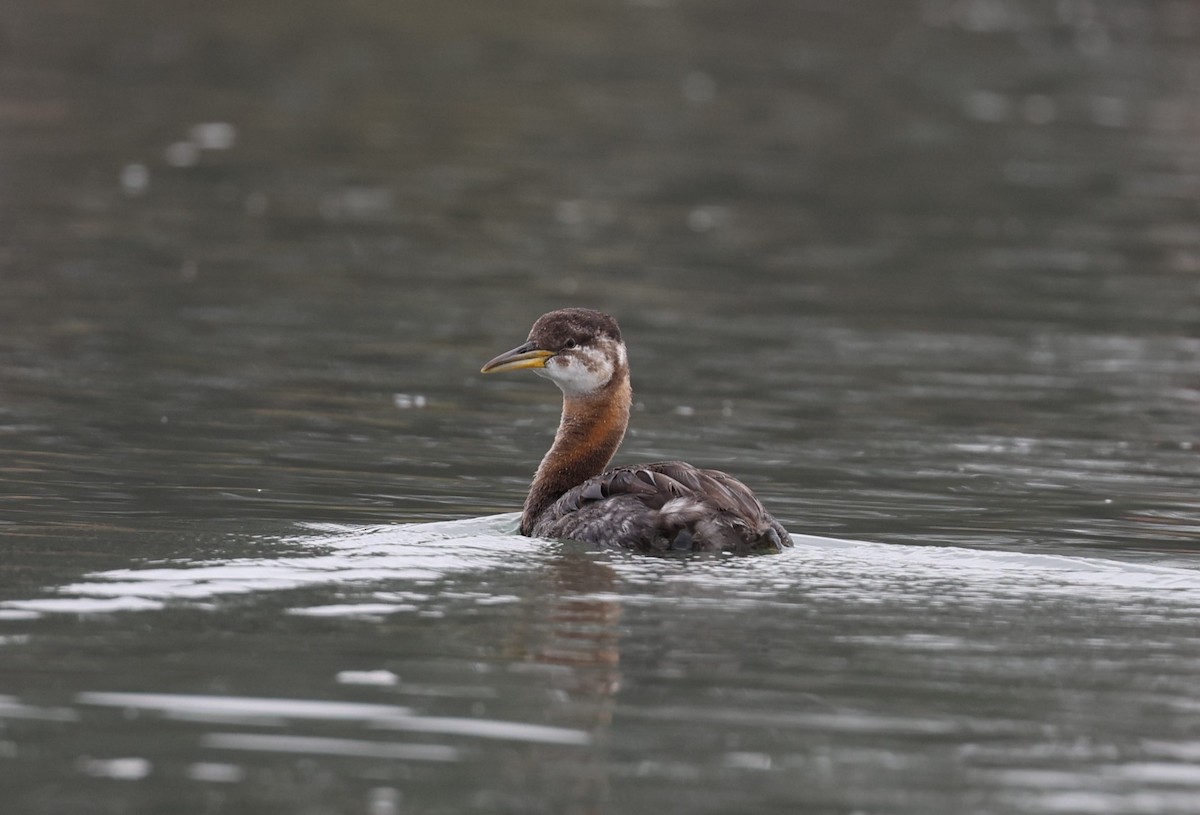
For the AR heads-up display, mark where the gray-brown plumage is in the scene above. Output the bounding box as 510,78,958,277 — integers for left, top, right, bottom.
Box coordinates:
481,308,792,554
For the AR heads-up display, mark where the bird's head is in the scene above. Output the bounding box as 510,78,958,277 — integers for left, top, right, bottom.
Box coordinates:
481,308,627,396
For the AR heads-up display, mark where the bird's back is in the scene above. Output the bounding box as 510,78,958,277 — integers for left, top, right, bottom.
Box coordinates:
530,461,792,554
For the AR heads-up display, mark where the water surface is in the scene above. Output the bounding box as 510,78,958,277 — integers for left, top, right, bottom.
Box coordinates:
2,0,1199,812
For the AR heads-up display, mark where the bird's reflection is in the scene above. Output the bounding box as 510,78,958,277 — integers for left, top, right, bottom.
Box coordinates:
502,546,625,815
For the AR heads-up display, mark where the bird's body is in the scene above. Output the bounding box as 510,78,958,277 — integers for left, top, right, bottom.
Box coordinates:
481,308,792,555
530,460,791,553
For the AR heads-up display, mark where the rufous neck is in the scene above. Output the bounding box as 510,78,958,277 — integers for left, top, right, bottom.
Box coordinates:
521,375,631,534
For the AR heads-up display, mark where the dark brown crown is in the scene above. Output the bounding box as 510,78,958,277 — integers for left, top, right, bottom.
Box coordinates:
528,308,622,351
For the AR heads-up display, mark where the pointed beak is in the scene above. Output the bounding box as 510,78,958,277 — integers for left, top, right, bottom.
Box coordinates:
480,341,555,374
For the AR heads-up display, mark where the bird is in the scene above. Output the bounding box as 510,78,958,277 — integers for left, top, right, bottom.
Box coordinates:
481,308,792,554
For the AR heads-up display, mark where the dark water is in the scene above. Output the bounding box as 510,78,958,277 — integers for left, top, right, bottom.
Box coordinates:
3,0,1200,812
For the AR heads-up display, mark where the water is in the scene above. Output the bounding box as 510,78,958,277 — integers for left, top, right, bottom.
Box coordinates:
7,521,1200,813
2,0,1200,812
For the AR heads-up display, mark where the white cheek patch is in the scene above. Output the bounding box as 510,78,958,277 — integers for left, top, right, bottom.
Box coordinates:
539,346,616,395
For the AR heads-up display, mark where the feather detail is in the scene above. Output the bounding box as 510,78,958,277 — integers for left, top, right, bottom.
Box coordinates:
531,461,792,554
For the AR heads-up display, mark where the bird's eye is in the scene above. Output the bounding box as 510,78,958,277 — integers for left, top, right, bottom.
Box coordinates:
563,339,578,350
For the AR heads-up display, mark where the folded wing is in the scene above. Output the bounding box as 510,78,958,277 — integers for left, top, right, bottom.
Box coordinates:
532,461,792,554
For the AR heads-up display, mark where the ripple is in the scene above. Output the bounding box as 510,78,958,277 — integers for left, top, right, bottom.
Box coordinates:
371,714,592,746
2,515,533,616
610,533,1200,607
6,517,1200,620
201,733,459,763
77,692,413,723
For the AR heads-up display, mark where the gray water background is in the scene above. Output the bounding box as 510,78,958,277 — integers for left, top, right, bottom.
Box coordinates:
2,1,1200,813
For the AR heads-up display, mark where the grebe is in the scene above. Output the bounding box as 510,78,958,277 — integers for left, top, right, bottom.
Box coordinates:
481,308,792,554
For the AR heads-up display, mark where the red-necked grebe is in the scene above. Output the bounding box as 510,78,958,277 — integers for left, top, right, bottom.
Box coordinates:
481,308,792,554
